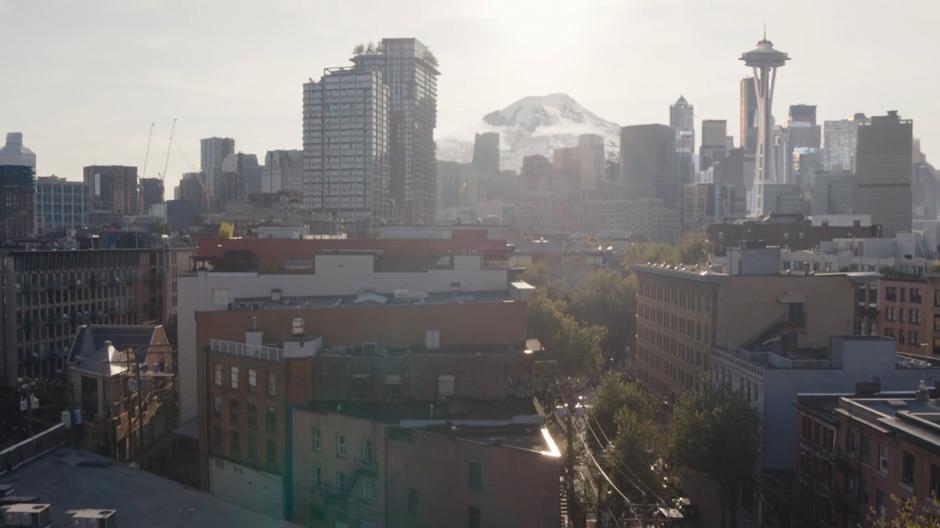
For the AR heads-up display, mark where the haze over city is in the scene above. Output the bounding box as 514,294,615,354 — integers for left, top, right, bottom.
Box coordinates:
2,0,938,191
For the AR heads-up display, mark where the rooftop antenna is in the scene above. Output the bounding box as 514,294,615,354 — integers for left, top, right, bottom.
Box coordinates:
763,22,767,40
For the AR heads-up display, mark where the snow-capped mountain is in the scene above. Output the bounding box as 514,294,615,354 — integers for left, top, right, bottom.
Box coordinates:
436,93,621,171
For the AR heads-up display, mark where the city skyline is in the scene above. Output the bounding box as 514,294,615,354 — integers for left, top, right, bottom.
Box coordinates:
2,0,938,193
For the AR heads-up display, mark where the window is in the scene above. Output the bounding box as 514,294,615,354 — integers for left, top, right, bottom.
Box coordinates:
266,439,277,465
911,288,922,303
935,289,940,308
362,478,373,503
860,479,870,505
468,462,482,492
337,434,347,457
878,443,889,473
212,396,222,416
214,363,222,386
230,366,239,389
265,407,276,433
336,472,346,494
902,451,915,487
886,307,895,322
362,439,373,464
899,308,905,323
313,466,322,487
230,431,240,454
229,399,239,424
438,374,455,398
886,287,897,302
248,369,257,392
212,288,230,307
247,404,257,429
313,427,321,451
407,488,418,514
846,430,856,453
468,505,481,528
900,288,907,302
876,489,886,517
861,436,871,464
266,371,276,397
912,309,921,324
247,433,257,459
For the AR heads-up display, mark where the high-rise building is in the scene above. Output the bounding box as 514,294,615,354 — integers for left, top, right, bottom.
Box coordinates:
200,137,235,174
262,150,303,194
700,120,729,169
854,111,913,236
303,66,390,230
578,133,606,191
670,95,695,153
351,38,439,225
140,177,165,213
178,172,208,210
83,165,140,215
200,137,235,212
0,132,36,239
521,154,554,194
222,152,261,197
37,176,87,232
822,113,868,172
472,132,500,178
783,105,821,184
620,124,680,208
740,77,758,154
740,34,789,216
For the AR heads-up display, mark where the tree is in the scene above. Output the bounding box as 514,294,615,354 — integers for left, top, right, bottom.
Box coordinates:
352,43,365,55
588,373,654,447
873,496,940,528
218,222,235,239
569,270,637,362
668,385,760,528
604,409,662,507
526,289,606,375
677,231,709,265
519,261,548,288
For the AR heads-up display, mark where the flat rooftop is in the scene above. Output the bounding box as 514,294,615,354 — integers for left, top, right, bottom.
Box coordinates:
233,289,518,310
0,448,296,528
299,399,554,454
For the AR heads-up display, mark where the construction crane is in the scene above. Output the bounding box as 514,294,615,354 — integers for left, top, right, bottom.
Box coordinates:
160,118,177,181
141,123,155,178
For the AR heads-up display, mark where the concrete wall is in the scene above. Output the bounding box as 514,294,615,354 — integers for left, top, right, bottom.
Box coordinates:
716,275,856,350
209,457,284,519
717,337,940,470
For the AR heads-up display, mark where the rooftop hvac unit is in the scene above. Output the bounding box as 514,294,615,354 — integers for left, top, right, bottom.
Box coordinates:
65,509,118,528
2,503,52,527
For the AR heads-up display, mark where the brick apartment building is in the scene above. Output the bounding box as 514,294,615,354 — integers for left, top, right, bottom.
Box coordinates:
177,226,517,422
795,383,940,527
632,248,878,395
878,274,940,359
194,297,541,520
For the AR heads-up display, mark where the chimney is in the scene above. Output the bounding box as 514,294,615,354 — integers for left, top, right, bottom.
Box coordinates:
916,380,930,402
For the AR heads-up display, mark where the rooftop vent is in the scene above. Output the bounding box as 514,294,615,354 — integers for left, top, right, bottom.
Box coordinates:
916,379,930,402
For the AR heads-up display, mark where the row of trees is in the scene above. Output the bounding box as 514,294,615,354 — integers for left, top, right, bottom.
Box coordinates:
584,373,760,527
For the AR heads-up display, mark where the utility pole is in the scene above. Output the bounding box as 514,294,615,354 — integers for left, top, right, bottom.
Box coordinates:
134,348,144,465
563,388,585,528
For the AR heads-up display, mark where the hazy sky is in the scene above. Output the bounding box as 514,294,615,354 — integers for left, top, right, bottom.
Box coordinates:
2,0,938,192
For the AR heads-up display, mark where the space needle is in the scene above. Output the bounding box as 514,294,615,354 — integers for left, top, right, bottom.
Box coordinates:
740,28,789,216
